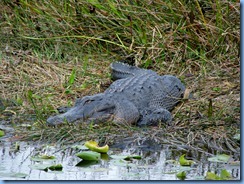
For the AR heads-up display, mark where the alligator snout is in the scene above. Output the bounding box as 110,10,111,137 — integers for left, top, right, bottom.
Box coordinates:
46,105,86,125
46,115,66,126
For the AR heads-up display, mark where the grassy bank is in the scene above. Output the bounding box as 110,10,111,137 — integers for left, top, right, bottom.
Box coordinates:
0,0,240,153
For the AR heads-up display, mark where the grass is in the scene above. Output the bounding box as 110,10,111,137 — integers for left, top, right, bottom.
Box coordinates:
0,0,240,154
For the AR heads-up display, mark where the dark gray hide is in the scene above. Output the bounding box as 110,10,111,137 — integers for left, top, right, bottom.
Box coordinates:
47,62,185,126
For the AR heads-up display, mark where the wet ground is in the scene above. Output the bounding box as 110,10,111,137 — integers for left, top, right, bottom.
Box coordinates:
0,135,240,180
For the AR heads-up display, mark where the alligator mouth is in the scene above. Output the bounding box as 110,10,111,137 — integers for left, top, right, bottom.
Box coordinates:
46,103,117,126
46,115,68,126
85,106,116,123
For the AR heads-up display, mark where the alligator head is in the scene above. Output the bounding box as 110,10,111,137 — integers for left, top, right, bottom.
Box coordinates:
47,93,117,125
46,93,140,126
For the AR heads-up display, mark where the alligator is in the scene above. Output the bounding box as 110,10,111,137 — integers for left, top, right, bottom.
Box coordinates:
47,62,186,126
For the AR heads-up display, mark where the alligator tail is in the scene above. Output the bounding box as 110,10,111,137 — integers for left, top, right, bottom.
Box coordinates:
110,61,144,80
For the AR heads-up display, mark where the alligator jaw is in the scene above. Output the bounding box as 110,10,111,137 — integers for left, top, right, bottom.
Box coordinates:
46,97,117,126
46,115,69,126
46,107,85,126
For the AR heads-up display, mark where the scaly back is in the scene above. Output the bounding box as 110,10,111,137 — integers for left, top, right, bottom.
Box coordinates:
110,62,156,80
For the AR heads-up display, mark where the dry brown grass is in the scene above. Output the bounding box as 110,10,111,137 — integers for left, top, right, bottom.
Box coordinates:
0,0,240,154
0,48,240,155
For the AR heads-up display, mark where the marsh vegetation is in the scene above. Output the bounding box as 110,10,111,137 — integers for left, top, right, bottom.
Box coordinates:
0,0,240,180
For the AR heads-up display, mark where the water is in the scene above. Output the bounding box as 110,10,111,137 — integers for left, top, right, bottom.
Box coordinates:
0,140,240,180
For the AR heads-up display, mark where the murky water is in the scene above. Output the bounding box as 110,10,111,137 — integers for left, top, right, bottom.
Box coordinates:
0,138,240,180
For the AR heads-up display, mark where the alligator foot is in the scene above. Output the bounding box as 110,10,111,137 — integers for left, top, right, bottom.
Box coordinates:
137,108,172,126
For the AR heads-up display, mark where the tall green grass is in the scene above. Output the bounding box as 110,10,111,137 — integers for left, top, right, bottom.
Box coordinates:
0,0,240,149
0,0,239,70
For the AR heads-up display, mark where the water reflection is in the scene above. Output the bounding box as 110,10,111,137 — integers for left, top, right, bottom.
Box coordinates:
0,140,240,180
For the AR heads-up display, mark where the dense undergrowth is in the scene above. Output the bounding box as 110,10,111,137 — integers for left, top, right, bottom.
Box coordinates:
0,0,240,154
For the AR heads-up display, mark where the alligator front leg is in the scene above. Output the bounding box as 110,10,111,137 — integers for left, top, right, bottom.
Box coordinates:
113,100,140,125
137,108,172,126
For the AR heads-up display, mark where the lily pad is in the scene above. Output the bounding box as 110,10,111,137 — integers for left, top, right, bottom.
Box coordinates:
220,169,231,180
29,163,63,172
101,153,109,160
111,159,137,167
76,160,99,167
76,151,101,161
205,169,231,180
110,154,142,161
205,172,220,180
48,164,63,171
29,164,52,171
176,171,186,180
31,154,56,162
179,154,195,166
84,141,109,153
0,172,28,178
208,154,230,163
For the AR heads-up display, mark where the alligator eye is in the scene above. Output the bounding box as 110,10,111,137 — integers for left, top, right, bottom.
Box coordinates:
176,85,181,91
84,100,93,104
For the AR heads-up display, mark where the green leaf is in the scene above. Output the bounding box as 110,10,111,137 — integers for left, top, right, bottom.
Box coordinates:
65,89,72,94
48,164,63,171
220,169,231,180
111,159,136,167
27,90,33,99
40,155,56,159
87,0,104,9
76,151,101,161
176,171,186,180
205,170,232,180
101,153,109,160
29,163,63,171
84,140,109,153
31,154,56,162
16,96,23,105
208,154,230,163
205,172,220,180
212,87,221,92
179,154,195,166
0,130,5,137
124,155,142,161
69,69,76,85
80,83,88,89
75,160,99,167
